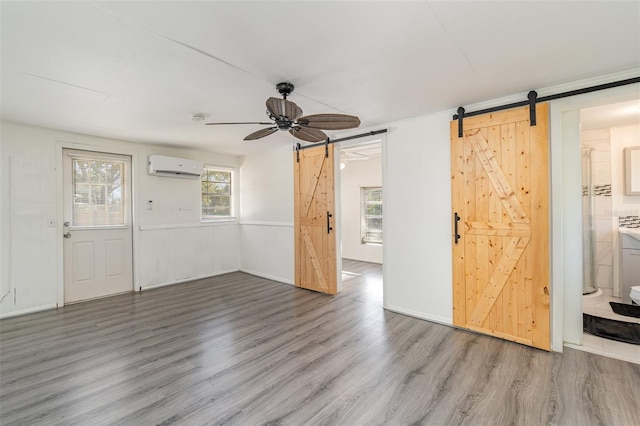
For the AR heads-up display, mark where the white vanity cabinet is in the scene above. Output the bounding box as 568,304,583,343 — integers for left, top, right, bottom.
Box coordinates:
620,230,640,304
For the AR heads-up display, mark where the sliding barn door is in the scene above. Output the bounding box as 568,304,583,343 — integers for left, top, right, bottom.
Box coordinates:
294,145,337,295
451,104,550,350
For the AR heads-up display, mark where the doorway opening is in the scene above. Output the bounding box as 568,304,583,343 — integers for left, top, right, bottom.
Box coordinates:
578,98,640,362
336,141,383,307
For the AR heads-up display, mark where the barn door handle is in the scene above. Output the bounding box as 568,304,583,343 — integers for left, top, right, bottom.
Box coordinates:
454,212,461,244
327,211,333,234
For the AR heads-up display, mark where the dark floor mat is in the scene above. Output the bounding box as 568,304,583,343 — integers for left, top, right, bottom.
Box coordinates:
583,314,640,345
609,302,640,319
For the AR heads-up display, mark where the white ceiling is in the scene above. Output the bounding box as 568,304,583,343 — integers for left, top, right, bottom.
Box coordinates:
1,1,639,156
581,99,640,130
341,143,382,162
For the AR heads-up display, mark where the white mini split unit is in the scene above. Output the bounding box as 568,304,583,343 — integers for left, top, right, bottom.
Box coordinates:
148,155,204,179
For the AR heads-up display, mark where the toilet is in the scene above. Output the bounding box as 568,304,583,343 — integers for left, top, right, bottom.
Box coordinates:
631,286,640,305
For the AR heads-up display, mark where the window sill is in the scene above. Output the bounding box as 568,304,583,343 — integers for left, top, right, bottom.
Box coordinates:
201,218,237,225
139,220,237,231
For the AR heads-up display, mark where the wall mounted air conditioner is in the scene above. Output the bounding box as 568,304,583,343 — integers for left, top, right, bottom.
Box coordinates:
148,155,203,179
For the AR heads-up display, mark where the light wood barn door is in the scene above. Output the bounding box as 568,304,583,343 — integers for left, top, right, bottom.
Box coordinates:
294,144,337,295
451,104,550,350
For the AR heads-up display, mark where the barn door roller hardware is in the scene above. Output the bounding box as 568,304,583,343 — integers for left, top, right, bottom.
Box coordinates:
456,107,465,138
298,129,388,153
528,91,537,126
454,76,640,137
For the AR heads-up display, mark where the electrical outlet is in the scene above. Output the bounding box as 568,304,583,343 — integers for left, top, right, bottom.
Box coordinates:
147,200,153,210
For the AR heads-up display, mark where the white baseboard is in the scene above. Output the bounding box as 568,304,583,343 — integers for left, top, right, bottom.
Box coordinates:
239,268,294,286
138,269,240,291
0,303,58,319
383,304,453,327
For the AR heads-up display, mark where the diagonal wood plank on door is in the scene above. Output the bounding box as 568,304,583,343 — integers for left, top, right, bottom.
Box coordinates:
468,236,530,326
467,130,529,224
300,225,329,291
302,156,326,218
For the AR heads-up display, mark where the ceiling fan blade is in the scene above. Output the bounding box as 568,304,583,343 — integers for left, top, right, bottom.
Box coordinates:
289,127,327,143
205,121,273,125
266,97,302,120
297,114,361,130
244,127,278,141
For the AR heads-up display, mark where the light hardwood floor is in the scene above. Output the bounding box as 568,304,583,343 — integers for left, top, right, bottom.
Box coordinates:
1,260,639,425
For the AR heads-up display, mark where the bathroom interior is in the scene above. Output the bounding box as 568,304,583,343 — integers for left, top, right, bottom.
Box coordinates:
580,98,640,363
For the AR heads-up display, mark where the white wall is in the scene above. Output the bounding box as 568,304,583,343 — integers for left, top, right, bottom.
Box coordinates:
339,155,383,264
238,144,294,284
1,121,240,317
1,135,58,315
382,112,454,324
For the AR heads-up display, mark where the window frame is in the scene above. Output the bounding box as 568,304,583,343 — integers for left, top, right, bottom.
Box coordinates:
67,151,131,229
201,166,235,222
361,186,383,245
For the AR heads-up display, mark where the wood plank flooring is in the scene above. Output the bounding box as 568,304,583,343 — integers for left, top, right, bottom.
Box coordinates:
1,260,639,425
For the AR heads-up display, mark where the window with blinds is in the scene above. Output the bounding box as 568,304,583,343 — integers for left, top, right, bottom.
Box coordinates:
72,158,126,227
361,186,382,245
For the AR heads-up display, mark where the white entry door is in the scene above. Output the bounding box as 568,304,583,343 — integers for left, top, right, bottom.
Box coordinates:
63,149,133,303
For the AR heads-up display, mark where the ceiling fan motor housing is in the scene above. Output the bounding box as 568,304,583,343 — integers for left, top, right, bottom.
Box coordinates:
276,82,294,99
276,119,293,130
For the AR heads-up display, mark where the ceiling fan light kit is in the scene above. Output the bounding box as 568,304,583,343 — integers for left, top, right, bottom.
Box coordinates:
205,82,361,143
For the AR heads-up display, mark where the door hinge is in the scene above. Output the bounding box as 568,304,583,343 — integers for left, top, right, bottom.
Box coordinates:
327,211,333,234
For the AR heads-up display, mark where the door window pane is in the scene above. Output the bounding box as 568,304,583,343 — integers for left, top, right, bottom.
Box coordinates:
72,158,126,226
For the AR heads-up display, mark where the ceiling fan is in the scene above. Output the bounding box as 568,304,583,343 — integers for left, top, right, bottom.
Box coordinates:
205,82,361,142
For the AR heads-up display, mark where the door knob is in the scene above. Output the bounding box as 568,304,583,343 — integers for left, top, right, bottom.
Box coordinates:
63,232,71,239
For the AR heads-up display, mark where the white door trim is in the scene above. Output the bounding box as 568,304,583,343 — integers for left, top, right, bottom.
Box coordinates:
55,141,139,307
